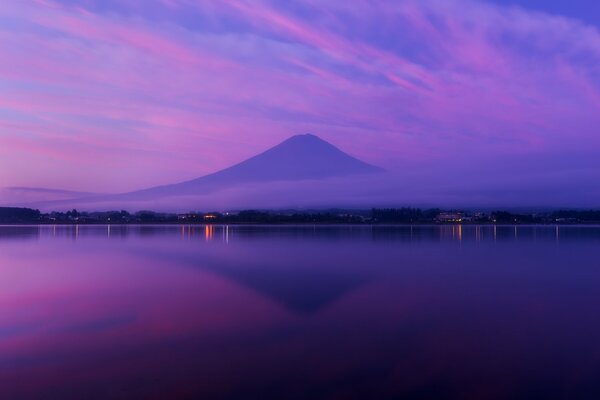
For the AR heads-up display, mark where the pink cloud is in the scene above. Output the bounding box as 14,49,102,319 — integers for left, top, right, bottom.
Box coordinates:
0,0,598,198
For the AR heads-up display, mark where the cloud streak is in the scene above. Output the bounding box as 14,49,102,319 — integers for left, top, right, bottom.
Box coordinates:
0,0,599,202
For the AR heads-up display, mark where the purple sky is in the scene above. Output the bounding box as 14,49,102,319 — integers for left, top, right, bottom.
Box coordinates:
1,0,599,198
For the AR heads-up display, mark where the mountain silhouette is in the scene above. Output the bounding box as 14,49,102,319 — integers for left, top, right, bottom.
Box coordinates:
128,134,383,198
19,134,384,210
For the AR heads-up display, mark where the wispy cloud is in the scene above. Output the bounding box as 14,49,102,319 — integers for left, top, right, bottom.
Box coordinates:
0,0,599,196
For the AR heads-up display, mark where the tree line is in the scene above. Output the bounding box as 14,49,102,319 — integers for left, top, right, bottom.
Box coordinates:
1,207,600,224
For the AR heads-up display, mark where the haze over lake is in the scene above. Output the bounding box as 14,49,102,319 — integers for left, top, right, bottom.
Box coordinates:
2,225,600,399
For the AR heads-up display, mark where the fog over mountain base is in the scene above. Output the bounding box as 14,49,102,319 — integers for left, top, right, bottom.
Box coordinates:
2,134,599,212
4,172,599,212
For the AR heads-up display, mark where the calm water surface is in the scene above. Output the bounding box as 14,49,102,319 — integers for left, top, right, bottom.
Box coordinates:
1,225,600,400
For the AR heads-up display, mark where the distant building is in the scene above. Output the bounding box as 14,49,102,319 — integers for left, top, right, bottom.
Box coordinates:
437,212,464,223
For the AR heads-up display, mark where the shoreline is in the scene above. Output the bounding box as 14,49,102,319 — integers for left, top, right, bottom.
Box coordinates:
2,223,600,227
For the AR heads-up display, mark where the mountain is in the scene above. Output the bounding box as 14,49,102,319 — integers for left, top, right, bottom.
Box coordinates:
129,134,383,198
23,134,384,210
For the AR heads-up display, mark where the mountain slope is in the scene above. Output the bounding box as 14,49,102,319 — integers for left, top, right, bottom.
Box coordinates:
25,134,384,210
130,134,383,198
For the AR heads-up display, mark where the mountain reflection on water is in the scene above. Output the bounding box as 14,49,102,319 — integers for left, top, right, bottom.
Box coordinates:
1,224,600,400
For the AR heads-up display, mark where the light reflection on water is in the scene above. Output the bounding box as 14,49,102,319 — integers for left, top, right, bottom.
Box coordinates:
3,224,600,243
1,225,600,399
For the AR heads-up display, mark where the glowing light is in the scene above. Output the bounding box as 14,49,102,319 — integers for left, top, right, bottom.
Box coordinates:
205,225,214,241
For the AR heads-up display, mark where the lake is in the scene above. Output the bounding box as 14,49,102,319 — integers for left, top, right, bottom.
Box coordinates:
1,224,600,399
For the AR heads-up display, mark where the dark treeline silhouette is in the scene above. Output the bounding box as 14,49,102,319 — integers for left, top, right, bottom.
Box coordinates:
170,210,365,224
552,209,600,222
0,208,366,224
371,208,440,223
0,207,42,223
491,211,541,224
2,207,600,225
